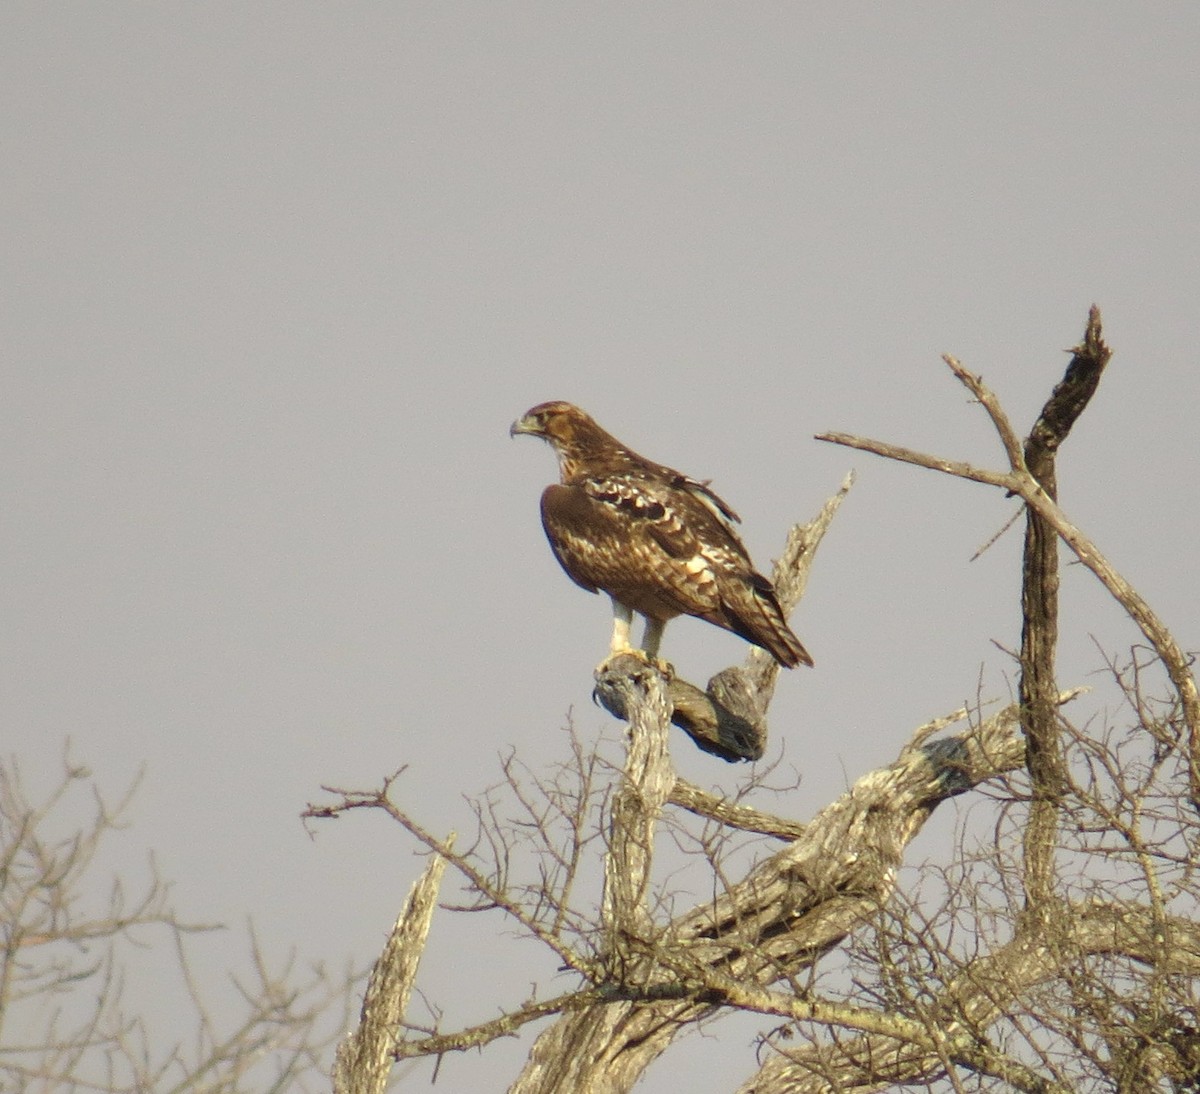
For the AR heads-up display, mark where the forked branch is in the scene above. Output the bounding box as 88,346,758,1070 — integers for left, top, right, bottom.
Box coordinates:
506,690,1080,1094
743,901,1200,1094
817,307,1200,807
656,474,852,761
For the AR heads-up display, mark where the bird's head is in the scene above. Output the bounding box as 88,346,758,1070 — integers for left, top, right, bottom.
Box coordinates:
510,401,620,480
510,400,588,443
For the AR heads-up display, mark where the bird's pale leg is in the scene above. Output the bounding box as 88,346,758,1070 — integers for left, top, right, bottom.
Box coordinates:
642,617,666,658
595,597,672,676
637,616,675,677
609,598,635,656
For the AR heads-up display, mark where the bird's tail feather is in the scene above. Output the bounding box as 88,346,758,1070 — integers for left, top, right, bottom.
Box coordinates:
727,574,813,669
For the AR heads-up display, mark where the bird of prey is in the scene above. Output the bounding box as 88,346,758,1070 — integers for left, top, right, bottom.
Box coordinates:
510,401,812,670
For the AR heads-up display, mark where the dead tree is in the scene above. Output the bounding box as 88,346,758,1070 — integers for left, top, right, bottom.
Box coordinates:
315,308,1200,1092
0,749,358,1093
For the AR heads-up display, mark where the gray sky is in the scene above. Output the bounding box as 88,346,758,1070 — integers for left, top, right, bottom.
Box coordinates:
4,4,1198,1090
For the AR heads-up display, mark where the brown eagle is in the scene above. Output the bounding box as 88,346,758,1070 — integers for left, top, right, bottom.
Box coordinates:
511,401,812,669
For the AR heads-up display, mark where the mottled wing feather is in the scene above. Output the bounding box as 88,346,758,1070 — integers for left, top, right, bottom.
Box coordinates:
627,450,743,525
672,474,741,524
540,453,812,667
541,475,730,621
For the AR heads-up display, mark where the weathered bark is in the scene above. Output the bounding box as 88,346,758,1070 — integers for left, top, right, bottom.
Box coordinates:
509,692,1065,1093
595,656,674,962
742,904,1200,1094
333,846,449,1094
667,777,806,840
1019,311,1110,910
662,474,852,761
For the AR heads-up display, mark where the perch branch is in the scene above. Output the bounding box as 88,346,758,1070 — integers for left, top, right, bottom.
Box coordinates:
657,474,852,761
507,689,1082,1093
594,655,674,961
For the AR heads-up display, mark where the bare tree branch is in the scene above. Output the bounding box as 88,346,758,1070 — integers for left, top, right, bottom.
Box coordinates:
594,656,674,960
663,472,853,760
817,308,1200,808
333,842,451,1094
1014,308,1111,914
505,692,1080,1093
813,432,1016,491
0,752,356,1094
743,901,1200,1094
304,776,598,981
667,778,806,840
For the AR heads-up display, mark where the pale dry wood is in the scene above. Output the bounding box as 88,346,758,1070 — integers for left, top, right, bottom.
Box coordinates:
506,692,1080,1094
332,844,450,1094
813,433,1015,491
511,657,674,1094
664,474,853,761
745,472,853,704
741,902,1200,1094
817,310,1200,807
667,778,806,840
595,655,674,957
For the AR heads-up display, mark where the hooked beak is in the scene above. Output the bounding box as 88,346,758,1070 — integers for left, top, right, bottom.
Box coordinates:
509,414,541,439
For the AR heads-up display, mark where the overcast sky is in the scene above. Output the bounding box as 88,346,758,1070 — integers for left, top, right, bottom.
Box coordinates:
4,5,1199,1091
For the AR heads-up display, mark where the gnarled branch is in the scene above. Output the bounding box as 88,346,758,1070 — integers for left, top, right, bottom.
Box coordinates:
333,843,451,1094
817,308,1200,808
506,691,1080,1094
657,473,853,761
